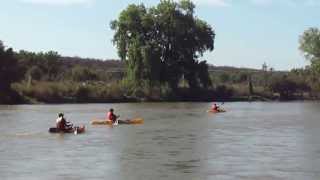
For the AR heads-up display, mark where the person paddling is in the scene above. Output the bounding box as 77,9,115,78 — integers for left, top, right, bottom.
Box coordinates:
211,103,220,111
107,108,119,124
56,113,73,131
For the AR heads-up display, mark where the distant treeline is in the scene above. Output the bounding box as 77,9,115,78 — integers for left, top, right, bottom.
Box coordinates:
0,43,129,104
0,39,316,104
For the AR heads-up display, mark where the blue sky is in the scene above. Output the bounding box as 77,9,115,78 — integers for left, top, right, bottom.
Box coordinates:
1,0,319,70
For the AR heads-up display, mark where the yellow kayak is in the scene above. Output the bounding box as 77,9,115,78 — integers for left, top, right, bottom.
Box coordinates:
91,118,144,125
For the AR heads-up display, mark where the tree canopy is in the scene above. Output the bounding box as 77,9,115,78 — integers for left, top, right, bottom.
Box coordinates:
299,27,320,73
111,0,215,92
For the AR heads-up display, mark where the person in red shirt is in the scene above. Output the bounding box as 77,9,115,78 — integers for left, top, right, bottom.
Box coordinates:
107,108,119,124
211,104,219,111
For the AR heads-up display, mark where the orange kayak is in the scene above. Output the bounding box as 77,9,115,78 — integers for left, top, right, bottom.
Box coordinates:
207,109,226,113
91,118,144,125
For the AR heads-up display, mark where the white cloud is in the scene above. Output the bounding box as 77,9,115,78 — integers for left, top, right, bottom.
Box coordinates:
20,0,95,5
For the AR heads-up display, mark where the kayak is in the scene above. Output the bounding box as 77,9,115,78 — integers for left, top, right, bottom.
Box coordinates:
207,109,226,113
49,125,85,134
91,118,144,125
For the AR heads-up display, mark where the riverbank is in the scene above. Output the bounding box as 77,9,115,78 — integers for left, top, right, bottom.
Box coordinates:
1,80,315,105
2,91,314,105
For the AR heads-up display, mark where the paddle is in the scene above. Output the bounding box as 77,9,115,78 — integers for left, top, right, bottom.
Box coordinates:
113,115,120,125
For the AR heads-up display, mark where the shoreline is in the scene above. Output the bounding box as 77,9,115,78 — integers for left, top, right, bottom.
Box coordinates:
1,96,317,105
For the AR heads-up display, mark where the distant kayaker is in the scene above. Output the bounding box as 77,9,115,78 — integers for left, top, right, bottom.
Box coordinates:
107,108,119,124
211,103,220,111
56,113,73,131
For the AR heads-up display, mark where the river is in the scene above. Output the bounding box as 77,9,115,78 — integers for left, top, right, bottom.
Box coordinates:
0,102,320,180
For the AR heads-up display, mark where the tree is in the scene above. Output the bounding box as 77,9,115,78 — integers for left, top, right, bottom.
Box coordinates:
270,80,293,99
299,27,320,73
0,41,22,103
0,42,21,91
71,66,98,82
269,76,299,99
198,61,212,88
16,50,61,81
0,41,3,50
219,73,230,82
248,74,254,95
26,65,44,81
111,0,215,92
43,51,60,80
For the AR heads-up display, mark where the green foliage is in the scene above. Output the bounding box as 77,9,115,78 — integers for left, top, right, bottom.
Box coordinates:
71,66,98,82
299,27,320,73
13,81,71,102
12,81,129,103
0,44,21,90
111,0,215,92
26,66,44,81
198,61,212,88
215,85,234,99
268,75,310,100
219,73,230,82
17,50,61,81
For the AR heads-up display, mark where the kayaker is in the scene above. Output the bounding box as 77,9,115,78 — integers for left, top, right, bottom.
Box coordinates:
107,108,119,124
56,113,73,131
211,103,220,111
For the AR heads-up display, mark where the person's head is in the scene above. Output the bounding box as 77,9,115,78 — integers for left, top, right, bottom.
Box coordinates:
58,113,64,118
214,103,217,106
109,108,114,112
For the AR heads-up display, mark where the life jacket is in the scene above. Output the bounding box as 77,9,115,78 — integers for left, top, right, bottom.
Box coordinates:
212,105,218,111
107,112,116,122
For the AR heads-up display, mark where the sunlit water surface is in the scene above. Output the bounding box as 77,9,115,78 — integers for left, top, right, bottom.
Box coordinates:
1,102,320,180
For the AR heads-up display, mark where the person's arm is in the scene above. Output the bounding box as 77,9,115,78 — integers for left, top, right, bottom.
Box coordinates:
112,114,119,121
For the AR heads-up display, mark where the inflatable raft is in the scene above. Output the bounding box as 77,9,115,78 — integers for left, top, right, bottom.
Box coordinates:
49,125,85,134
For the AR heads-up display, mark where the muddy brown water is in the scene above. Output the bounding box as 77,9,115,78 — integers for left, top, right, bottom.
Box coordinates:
0,102,320,180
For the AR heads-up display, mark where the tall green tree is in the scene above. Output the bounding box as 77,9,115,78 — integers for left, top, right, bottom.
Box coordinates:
111,0,215,92
299,27,320,73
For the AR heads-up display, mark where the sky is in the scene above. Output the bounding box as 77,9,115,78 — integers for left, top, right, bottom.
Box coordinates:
1,0,319,70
